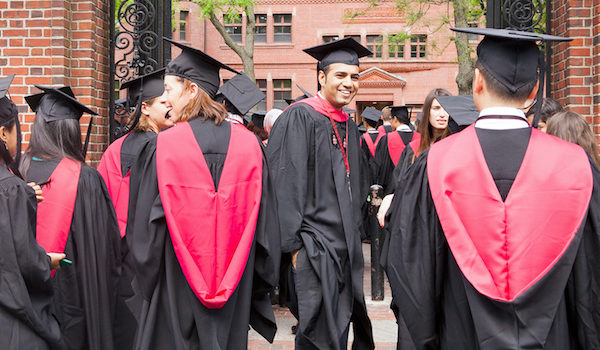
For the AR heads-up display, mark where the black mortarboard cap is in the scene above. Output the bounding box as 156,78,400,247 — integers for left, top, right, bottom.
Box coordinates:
25,85,98,121
303,37,372,68
451,27,570,93
164,37,239,98
436,95,479,134
357,124,367,133
286,84,313,105
120,68,166,107
361,107,382,123
343,107,356,115
251,110,266,129
297,84,313,98
216,73,266,116
0,75,17,125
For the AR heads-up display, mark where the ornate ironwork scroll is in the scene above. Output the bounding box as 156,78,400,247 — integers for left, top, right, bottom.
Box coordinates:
109,0,171,142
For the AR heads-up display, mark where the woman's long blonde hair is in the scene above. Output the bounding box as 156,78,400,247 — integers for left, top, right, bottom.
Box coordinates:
546,110,600,169
176,77,228,124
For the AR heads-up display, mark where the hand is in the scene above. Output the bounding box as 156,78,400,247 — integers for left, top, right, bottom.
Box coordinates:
291,249,300,270
47,253,66,271
27,182,44,202
377,194,394,227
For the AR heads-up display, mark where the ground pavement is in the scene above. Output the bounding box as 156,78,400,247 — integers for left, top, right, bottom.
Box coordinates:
248,243,398,349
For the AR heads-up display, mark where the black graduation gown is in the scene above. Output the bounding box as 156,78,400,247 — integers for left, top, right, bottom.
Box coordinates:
359,131,379,184
374,131,414,196
26,159,121,350
126,118,280,350
115,131,157,350
386,127,600,349
0,167,64,350
266,102,374,350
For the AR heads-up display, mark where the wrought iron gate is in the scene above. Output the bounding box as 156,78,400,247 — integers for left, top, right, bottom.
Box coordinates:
109,0,172,143
486,0,552,96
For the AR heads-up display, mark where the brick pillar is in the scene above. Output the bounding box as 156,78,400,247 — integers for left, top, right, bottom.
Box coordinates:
550,0,600,136
0,0,111,166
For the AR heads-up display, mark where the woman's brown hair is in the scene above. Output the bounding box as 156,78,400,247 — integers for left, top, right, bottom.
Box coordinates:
546,110,600,169
176,77,228,124
416,88,452,157
133,96,159,132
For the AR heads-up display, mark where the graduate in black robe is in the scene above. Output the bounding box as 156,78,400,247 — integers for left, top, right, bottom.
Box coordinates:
374,106,419,196
359,107,382,185
21,86,121,350
266,38,374,350
0,75,65,350
125,38,280,350
386,28,600,349
97,68,174,350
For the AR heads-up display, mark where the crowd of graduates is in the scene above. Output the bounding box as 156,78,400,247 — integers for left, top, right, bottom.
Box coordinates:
1,26,600,350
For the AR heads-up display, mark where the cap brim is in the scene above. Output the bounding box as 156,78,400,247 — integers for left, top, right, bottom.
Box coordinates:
451,27,572,42
164,37,239,75
296,84,313,98
120,68,166,90
0,74,15,99
303,37,373,61
436,95,479,132
28,85,98,115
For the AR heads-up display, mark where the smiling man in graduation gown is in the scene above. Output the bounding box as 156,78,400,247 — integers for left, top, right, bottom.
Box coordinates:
386,27,600,349
266,37,374,350
126,38,280,350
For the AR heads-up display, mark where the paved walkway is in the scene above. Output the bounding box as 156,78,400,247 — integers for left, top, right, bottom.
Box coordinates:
248,243,398,349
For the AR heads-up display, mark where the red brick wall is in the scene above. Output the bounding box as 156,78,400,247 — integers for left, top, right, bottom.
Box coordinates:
0,0,111,166
550,0,599,136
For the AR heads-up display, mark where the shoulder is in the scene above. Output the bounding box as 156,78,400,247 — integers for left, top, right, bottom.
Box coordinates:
80,164,108,186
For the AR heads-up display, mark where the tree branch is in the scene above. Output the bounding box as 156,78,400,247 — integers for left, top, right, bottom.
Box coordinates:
209,12,247,61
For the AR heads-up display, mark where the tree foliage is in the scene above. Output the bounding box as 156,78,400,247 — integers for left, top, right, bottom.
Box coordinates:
348,0,486,95
175,0,257,81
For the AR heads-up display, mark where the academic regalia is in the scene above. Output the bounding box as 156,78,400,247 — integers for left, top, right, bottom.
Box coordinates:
0,166,64,350
126,118,279,349
267,94,374,349
374,130,419,195
123,38,280,350
25,158,121,350
97,68,167,350
385,28,597,349
24,86,121,350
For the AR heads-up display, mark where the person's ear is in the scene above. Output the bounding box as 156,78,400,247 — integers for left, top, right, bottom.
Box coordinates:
0,125,8,144
473,68,485,95
188,82,200,100
318,70,327,89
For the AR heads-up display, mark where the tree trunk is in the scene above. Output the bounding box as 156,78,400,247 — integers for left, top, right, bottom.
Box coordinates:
453,0,475,95
208,11,255,81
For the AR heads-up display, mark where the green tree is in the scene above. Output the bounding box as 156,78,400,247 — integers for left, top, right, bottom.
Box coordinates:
350,0,485,95
175,0,257,81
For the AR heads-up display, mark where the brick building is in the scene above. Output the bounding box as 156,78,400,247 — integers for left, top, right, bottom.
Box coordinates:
0,0,598,165
550,0,600,136
174,0,460,117
0,0,110,165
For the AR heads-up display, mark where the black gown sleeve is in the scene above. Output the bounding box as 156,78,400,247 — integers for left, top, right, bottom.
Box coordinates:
565,158,600,348
385,150,447,349
50,165,121,350
126,139,168,301
265,106,314,253
249,144,282,342
0,176,63,349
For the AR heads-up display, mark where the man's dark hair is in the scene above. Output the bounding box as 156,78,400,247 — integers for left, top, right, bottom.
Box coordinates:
476,60,538,102
316,63,333,91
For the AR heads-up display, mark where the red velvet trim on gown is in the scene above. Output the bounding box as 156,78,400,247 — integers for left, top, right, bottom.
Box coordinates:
156,122,263,309
427,125,592,301
362,133,377,157
388,132,420,166
97,134,129,238
36,158,81,276
287,95,349,122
